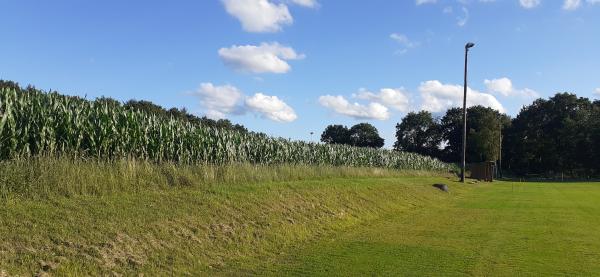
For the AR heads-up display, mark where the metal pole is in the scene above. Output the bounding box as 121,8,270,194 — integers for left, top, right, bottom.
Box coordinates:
461,43,474,183
461,47,468,182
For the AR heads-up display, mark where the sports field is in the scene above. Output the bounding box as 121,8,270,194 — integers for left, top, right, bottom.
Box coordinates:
257,180,600,276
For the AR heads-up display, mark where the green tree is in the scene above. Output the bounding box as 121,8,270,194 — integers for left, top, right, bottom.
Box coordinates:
0,80,21,91
466,106,510,163
349,123,384,148
321,125,350,145
504,93,593,175
439,108,463,162
124,100,167,117
590,100,600,174
394,111,441,157
440,106,509,163
95,96,122,108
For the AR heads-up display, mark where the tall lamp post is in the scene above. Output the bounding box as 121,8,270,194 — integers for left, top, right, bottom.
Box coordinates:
461,42,475,183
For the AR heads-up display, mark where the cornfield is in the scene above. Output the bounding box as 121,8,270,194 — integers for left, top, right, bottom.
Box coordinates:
0,88,452,171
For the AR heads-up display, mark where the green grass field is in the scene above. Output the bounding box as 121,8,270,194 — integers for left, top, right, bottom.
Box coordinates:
259,180,600,276
1,161,599,276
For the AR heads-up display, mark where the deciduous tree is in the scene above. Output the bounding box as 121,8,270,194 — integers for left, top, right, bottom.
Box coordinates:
321,125,350,145
394,111,442,157
349,123,385,148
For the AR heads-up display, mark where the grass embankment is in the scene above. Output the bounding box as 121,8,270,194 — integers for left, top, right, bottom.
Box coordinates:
0,158,457,276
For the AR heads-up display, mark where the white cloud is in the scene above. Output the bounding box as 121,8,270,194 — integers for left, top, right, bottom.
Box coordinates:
196,83,244,119
290,0,318,8
195,83,297,122
246,93,298,122
390,33,419,54
354,88,411,112
390,33,417,47
484,78,513,96
563,0,581,10
419,80,505,113
416,0,597,10
484,77,539,98
319,95,390,120
457,7,469,27
218,42,305,74
222,0,292,32
594,88,600,96
520,0,541,8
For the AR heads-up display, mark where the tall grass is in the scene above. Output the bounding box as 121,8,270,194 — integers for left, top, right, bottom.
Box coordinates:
0,157,443,199
0,87,452,171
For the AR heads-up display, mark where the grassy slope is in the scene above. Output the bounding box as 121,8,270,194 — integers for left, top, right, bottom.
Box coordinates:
0,159,458,276
262,181,600,276
4,159,598,276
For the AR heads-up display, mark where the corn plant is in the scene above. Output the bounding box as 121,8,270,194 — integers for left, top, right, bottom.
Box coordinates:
0,88,453,171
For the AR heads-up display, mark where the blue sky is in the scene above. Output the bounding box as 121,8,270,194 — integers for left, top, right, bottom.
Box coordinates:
2,0,600,147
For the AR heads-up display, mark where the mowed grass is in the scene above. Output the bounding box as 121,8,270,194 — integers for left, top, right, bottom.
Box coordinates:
260,181,600,276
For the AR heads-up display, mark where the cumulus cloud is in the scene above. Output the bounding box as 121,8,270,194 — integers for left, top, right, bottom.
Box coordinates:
195,83,297,122
563,0,582,10
196,83,244,119
354,88,411,112
520,0,541,8
290,0,318,8
484,78,513,96
566,0,598,9
419,80,505,113
484,77,539,98
218,42,305,74
594,88,600,96
319,95,390,120
246,93,298,122
222,0,292,33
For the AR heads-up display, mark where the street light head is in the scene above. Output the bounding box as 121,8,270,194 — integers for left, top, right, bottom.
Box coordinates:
465,42,475,49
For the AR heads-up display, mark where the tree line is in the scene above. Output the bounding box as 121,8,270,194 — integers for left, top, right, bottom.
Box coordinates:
321,93,600,177
320,123,385,148
394,106,510,164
